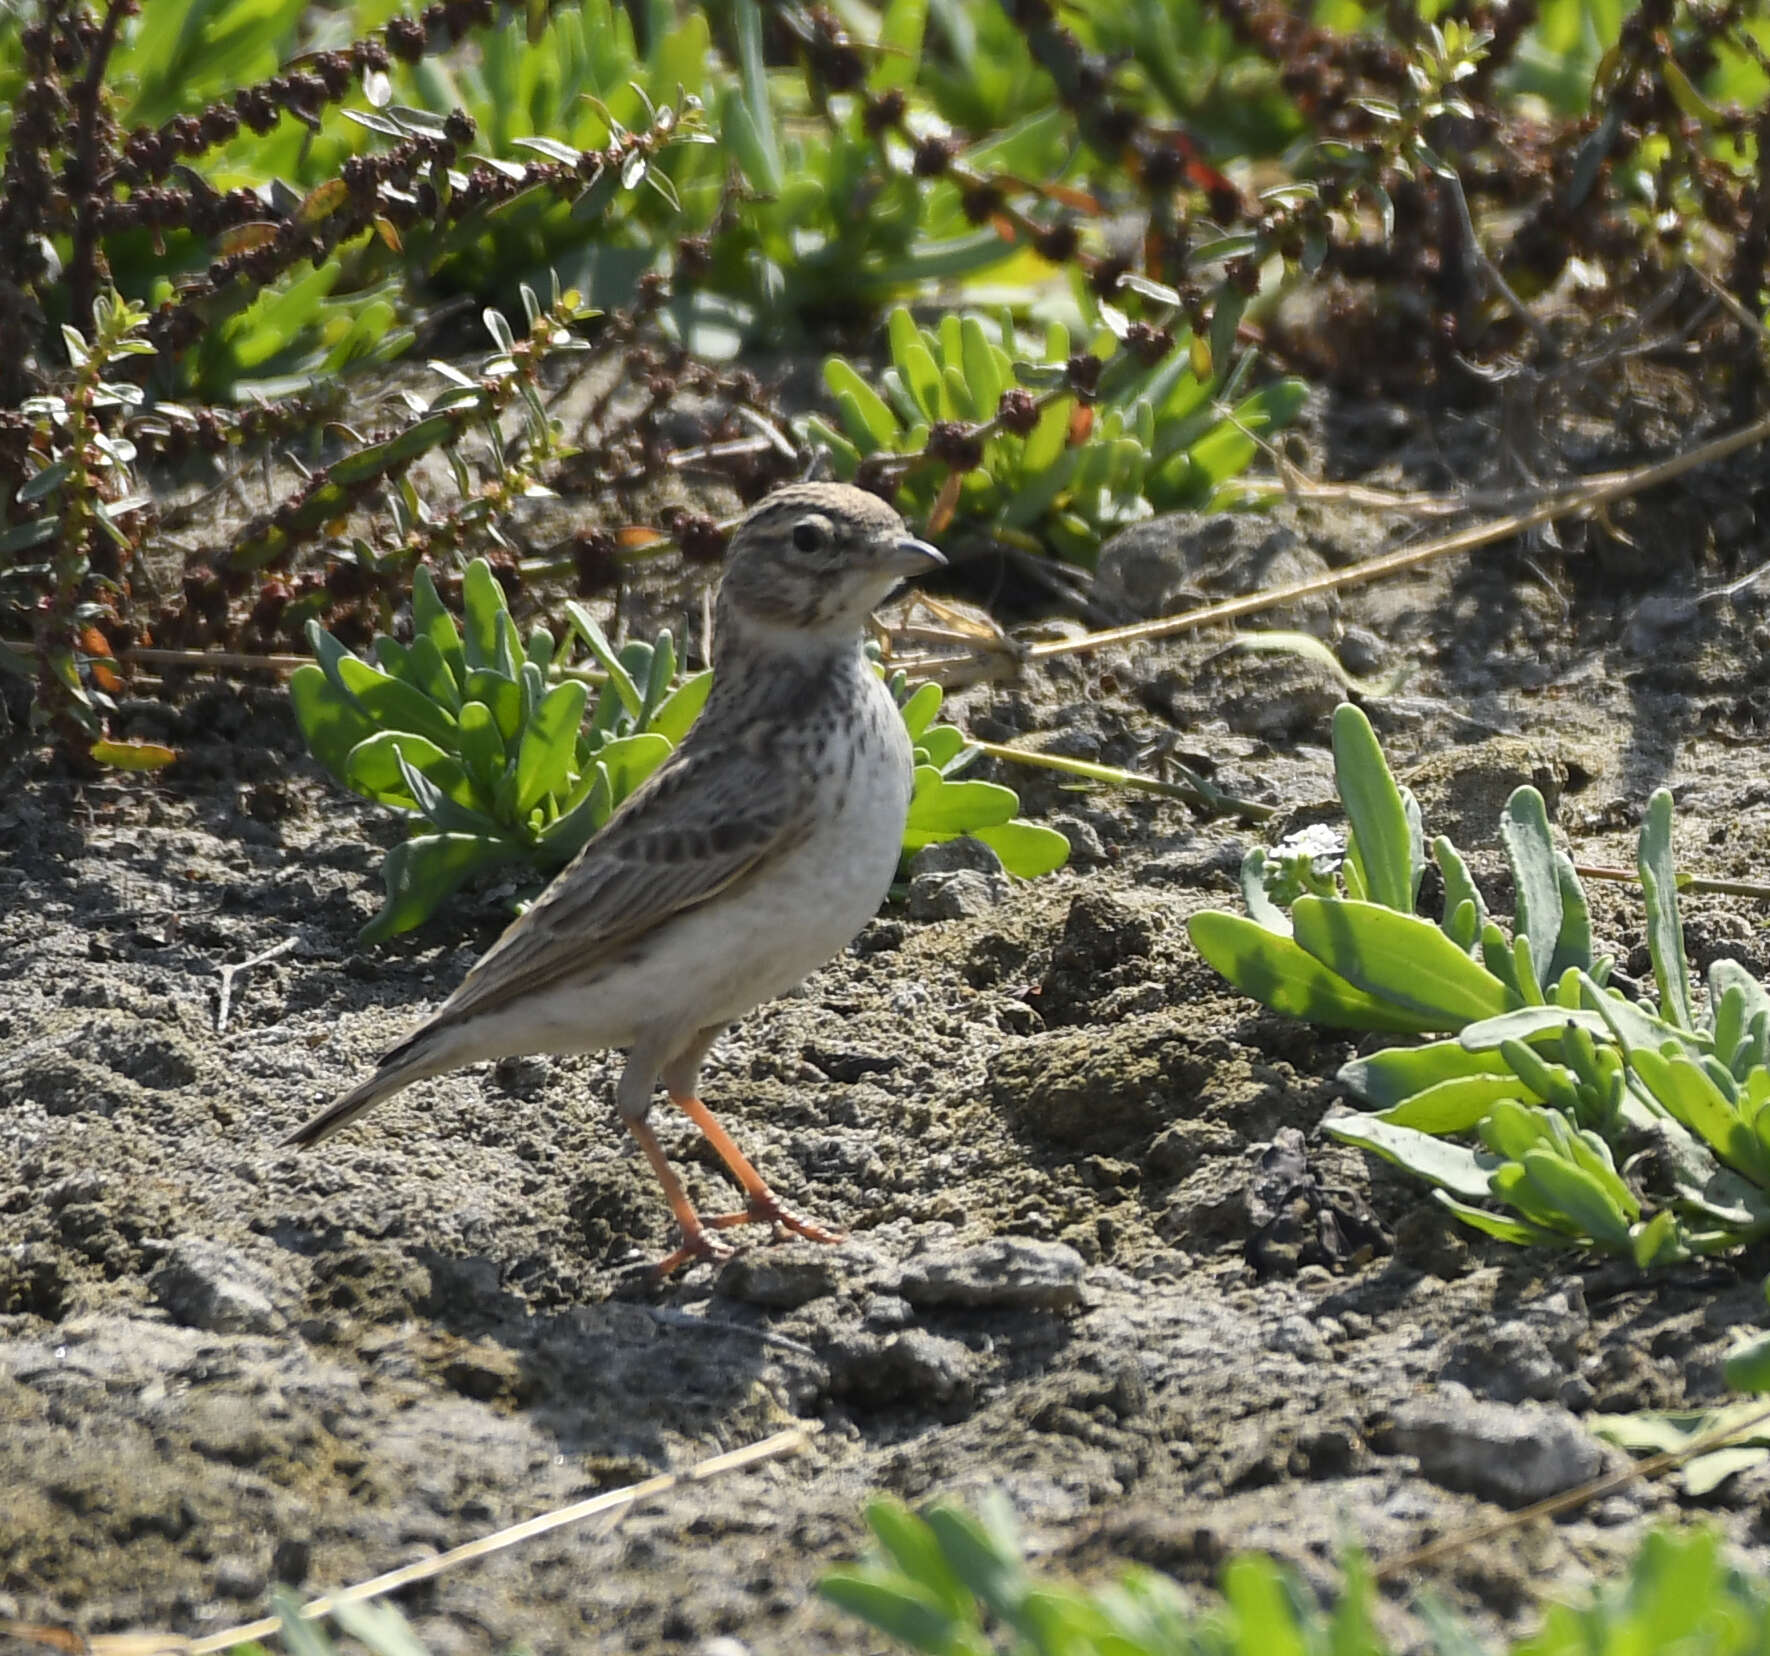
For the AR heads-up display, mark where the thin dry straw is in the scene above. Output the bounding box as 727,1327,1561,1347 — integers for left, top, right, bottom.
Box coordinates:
0,1425,817,1656
884,406,1770,684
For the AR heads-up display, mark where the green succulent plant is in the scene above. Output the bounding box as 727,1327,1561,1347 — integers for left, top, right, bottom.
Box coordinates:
805,302,1307,564
1190,703,1770,1268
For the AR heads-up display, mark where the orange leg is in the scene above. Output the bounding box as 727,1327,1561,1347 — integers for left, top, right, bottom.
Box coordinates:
621,1114,735,1277
671,1093,846,1245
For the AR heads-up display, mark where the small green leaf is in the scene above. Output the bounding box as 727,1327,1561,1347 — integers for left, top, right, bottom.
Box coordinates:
960,316,1003,417
540,764,612,861
1518,1147,1633,1248
1639,787,1695,1031
405,633,461,712
331,652,460,751
863,1501,971,1620
345,731,473,811
1377,1074,1526,1133
923,1504,1027,1624
916,725,971,772
598,732,673,806
1324,1112,1501,1200
972,821,1070,877
1434,1191,1567,1248
464,668,524,746
826,357,900,449
1632,1047,1770,1185
514,680,589,815
360,833,521,942
393,747,502,837
1332,704,1417,912
1435,834,1487,951
565,603,644,716
1340,1040,1511,1110
1500,787,1563,990
461,557,509,672
1631,1209,1689,1269
899,681,943,740
1724,1330,1770,1394
638,630,675,730
817,1571,962,1655
903,771,1018,842
897,337,944,424
649,670,712,745
457,700,507,792
412,563,465,690
290,664,379,783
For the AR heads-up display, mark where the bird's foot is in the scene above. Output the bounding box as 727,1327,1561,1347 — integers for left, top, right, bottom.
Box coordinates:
650,1225,738,1279
704,1187,846,1245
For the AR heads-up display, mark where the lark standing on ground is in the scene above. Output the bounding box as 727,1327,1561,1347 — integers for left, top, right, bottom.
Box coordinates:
285,483,944,1273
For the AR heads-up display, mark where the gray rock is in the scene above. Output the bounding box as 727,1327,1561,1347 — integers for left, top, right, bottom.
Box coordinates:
1441,1296,1586,1404
213,1555,267,1600
1095,513,1332,630
907,868,1007,921
148,1237,285,1335
718,1247,842,1309
827,1327,977,1407
907,837,1005,879
1265,1314,1329,1363
1048,814,1107,866
1379,1386,1604,1508
896,1239,1085,1312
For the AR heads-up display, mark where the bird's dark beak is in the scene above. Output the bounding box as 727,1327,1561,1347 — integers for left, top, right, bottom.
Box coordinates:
885,535,946,577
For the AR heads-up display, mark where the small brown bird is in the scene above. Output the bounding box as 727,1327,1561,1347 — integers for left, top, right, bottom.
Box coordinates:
285,484,944,1272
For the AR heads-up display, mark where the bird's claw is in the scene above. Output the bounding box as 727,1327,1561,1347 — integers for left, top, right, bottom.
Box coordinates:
652,1190,845,1276
704,1188,846,1245
650,1226,738,1278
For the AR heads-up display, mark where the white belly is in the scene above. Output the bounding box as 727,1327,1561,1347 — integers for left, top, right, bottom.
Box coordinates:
502,684,911,1056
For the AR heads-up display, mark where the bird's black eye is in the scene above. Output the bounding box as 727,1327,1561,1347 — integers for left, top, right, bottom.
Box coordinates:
792,516,831,554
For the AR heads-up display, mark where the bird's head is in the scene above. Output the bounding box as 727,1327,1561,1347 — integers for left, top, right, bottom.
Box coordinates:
714,483,945,650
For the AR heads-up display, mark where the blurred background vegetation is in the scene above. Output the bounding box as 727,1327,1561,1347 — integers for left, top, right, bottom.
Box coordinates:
0,0,1766,753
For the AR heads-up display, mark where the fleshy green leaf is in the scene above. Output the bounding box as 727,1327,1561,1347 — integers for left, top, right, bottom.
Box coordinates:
461,557,509,673
1291,897,1516,1028
330,652,460,751
345,731,477,813
457,700,507,791
899,680,943,740
412,563,465,691
1639,787,1695,1031
1340,1040,1512,1110
1332,704,1417,912
598,732,673,806
1500,787,1563,990
972,821,1070,877
290,664,380,783
903,771,1018,843
1323,1112,1501,1200
1188,911,1447,1034
514,680,589,815
1376,1074,1527,1133
360,834,521,942
464,667,524,746
649,670,712,745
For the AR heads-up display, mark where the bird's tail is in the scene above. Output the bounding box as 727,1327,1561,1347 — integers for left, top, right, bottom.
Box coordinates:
282,1029,443,1148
